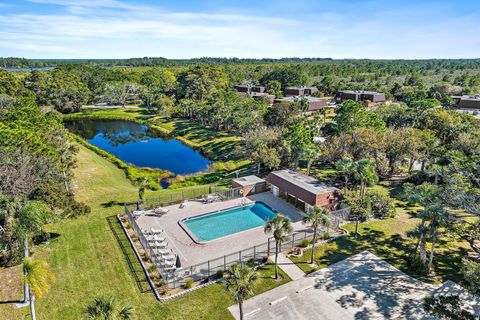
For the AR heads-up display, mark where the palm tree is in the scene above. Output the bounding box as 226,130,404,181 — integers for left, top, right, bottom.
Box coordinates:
403,182,442,264
410,220,430,266
264,214,293,279
426,204,450,272
23,258,55,320
135,177,148,202
223,264,258,320
302,145,321,175
85,295,134,320
302,207,330,264
352,159,378,199
335,158,354,195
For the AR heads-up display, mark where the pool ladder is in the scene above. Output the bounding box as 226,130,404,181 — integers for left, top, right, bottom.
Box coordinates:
240,198,247,208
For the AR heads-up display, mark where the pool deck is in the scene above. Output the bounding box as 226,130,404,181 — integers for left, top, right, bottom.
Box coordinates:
134,192,306,268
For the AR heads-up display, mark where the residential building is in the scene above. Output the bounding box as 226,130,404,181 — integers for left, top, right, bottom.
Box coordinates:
274,96,327,112
250,92,276,104
266,170,341,212
336,90,386,103
234,84,266,94
284,86,319,97
451,95,480,110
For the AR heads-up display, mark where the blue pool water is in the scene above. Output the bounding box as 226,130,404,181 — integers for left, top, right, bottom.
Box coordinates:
183,202,277,242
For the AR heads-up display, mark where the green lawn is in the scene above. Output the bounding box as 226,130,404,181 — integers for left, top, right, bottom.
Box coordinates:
0,145,287,320
290,188,477,286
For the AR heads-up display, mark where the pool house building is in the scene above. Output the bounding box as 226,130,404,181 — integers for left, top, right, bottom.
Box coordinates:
232,175,267,196
266,170,341,213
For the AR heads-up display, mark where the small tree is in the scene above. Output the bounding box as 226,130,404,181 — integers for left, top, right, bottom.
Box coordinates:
223,264,258,320
462,258,480,295
366,190,396,219
335,158,355,195
264,214,293,279
352,159,378,199
85,295,134,320
23,258,55,320
135,177,149,202
426,204,450,272
302,145,321,175
302,207,330,264
343,193,371,237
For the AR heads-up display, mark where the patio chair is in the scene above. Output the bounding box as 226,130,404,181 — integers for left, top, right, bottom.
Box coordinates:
143,228,163,235
132,210,144,218
151,240,168,249
154,206,169,215
146,234,166,244
163,254,176,261
150,227,163,234
179,200,188,208
158,248,172,256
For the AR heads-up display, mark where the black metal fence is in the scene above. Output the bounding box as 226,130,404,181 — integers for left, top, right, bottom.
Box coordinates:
133,186,243,210
124,206,351,288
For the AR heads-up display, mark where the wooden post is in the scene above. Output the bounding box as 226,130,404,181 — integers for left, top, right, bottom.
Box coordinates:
292,233,295,248
207,261,210,278
267,238,270,256
224,255,226,270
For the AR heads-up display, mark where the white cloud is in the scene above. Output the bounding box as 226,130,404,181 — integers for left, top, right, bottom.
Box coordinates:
0,0,479,58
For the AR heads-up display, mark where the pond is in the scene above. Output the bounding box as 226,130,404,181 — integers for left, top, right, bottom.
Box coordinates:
65,119,211,175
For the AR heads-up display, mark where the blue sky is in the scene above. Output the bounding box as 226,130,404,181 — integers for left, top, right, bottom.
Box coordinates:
0,0,479,59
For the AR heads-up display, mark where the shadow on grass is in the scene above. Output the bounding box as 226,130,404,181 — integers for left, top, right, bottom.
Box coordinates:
297,228,466,284
106,215,151,293
101,200,127,208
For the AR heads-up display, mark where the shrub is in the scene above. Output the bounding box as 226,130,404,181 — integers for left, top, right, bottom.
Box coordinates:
184,278,194,289
159,283,170,295
211,162,226,171
367,190,396,219
215,269,225,279
322,232,330,240
224,161,236,171
299,239,310,248
148,264,157,273
246,258,256,268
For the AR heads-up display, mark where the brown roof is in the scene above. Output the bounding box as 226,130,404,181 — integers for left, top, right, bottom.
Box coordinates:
266,170,338,206
232,175,265,187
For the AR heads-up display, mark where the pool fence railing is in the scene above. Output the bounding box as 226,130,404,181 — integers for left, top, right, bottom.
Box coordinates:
123,200,351,289
133,185,243,211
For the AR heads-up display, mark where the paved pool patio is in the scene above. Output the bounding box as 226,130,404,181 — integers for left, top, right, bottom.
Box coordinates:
134,192,307,268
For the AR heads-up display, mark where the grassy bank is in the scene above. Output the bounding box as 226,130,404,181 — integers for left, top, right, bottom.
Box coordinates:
0,144,287,320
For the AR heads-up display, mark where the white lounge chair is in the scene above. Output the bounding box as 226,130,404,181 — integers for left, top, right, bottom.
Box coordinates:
163,254,175,261
132,210,144,218
154,206,169,215
150,227,163,234
158,248,172,256
151,240,168,248
179,200,188,208
146,234,166,244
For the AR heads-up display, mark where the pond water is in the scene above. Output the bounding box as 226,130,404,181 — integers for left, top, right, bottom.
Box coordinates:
65,119,211,175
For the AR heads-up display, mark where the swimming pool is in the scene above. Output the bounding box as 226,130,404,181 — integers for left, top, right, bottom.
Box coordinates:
181,202,276,242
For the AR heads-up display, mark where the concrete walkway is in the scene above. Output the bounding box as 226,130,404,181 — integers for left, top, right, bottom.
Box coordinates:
270,252,305,280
